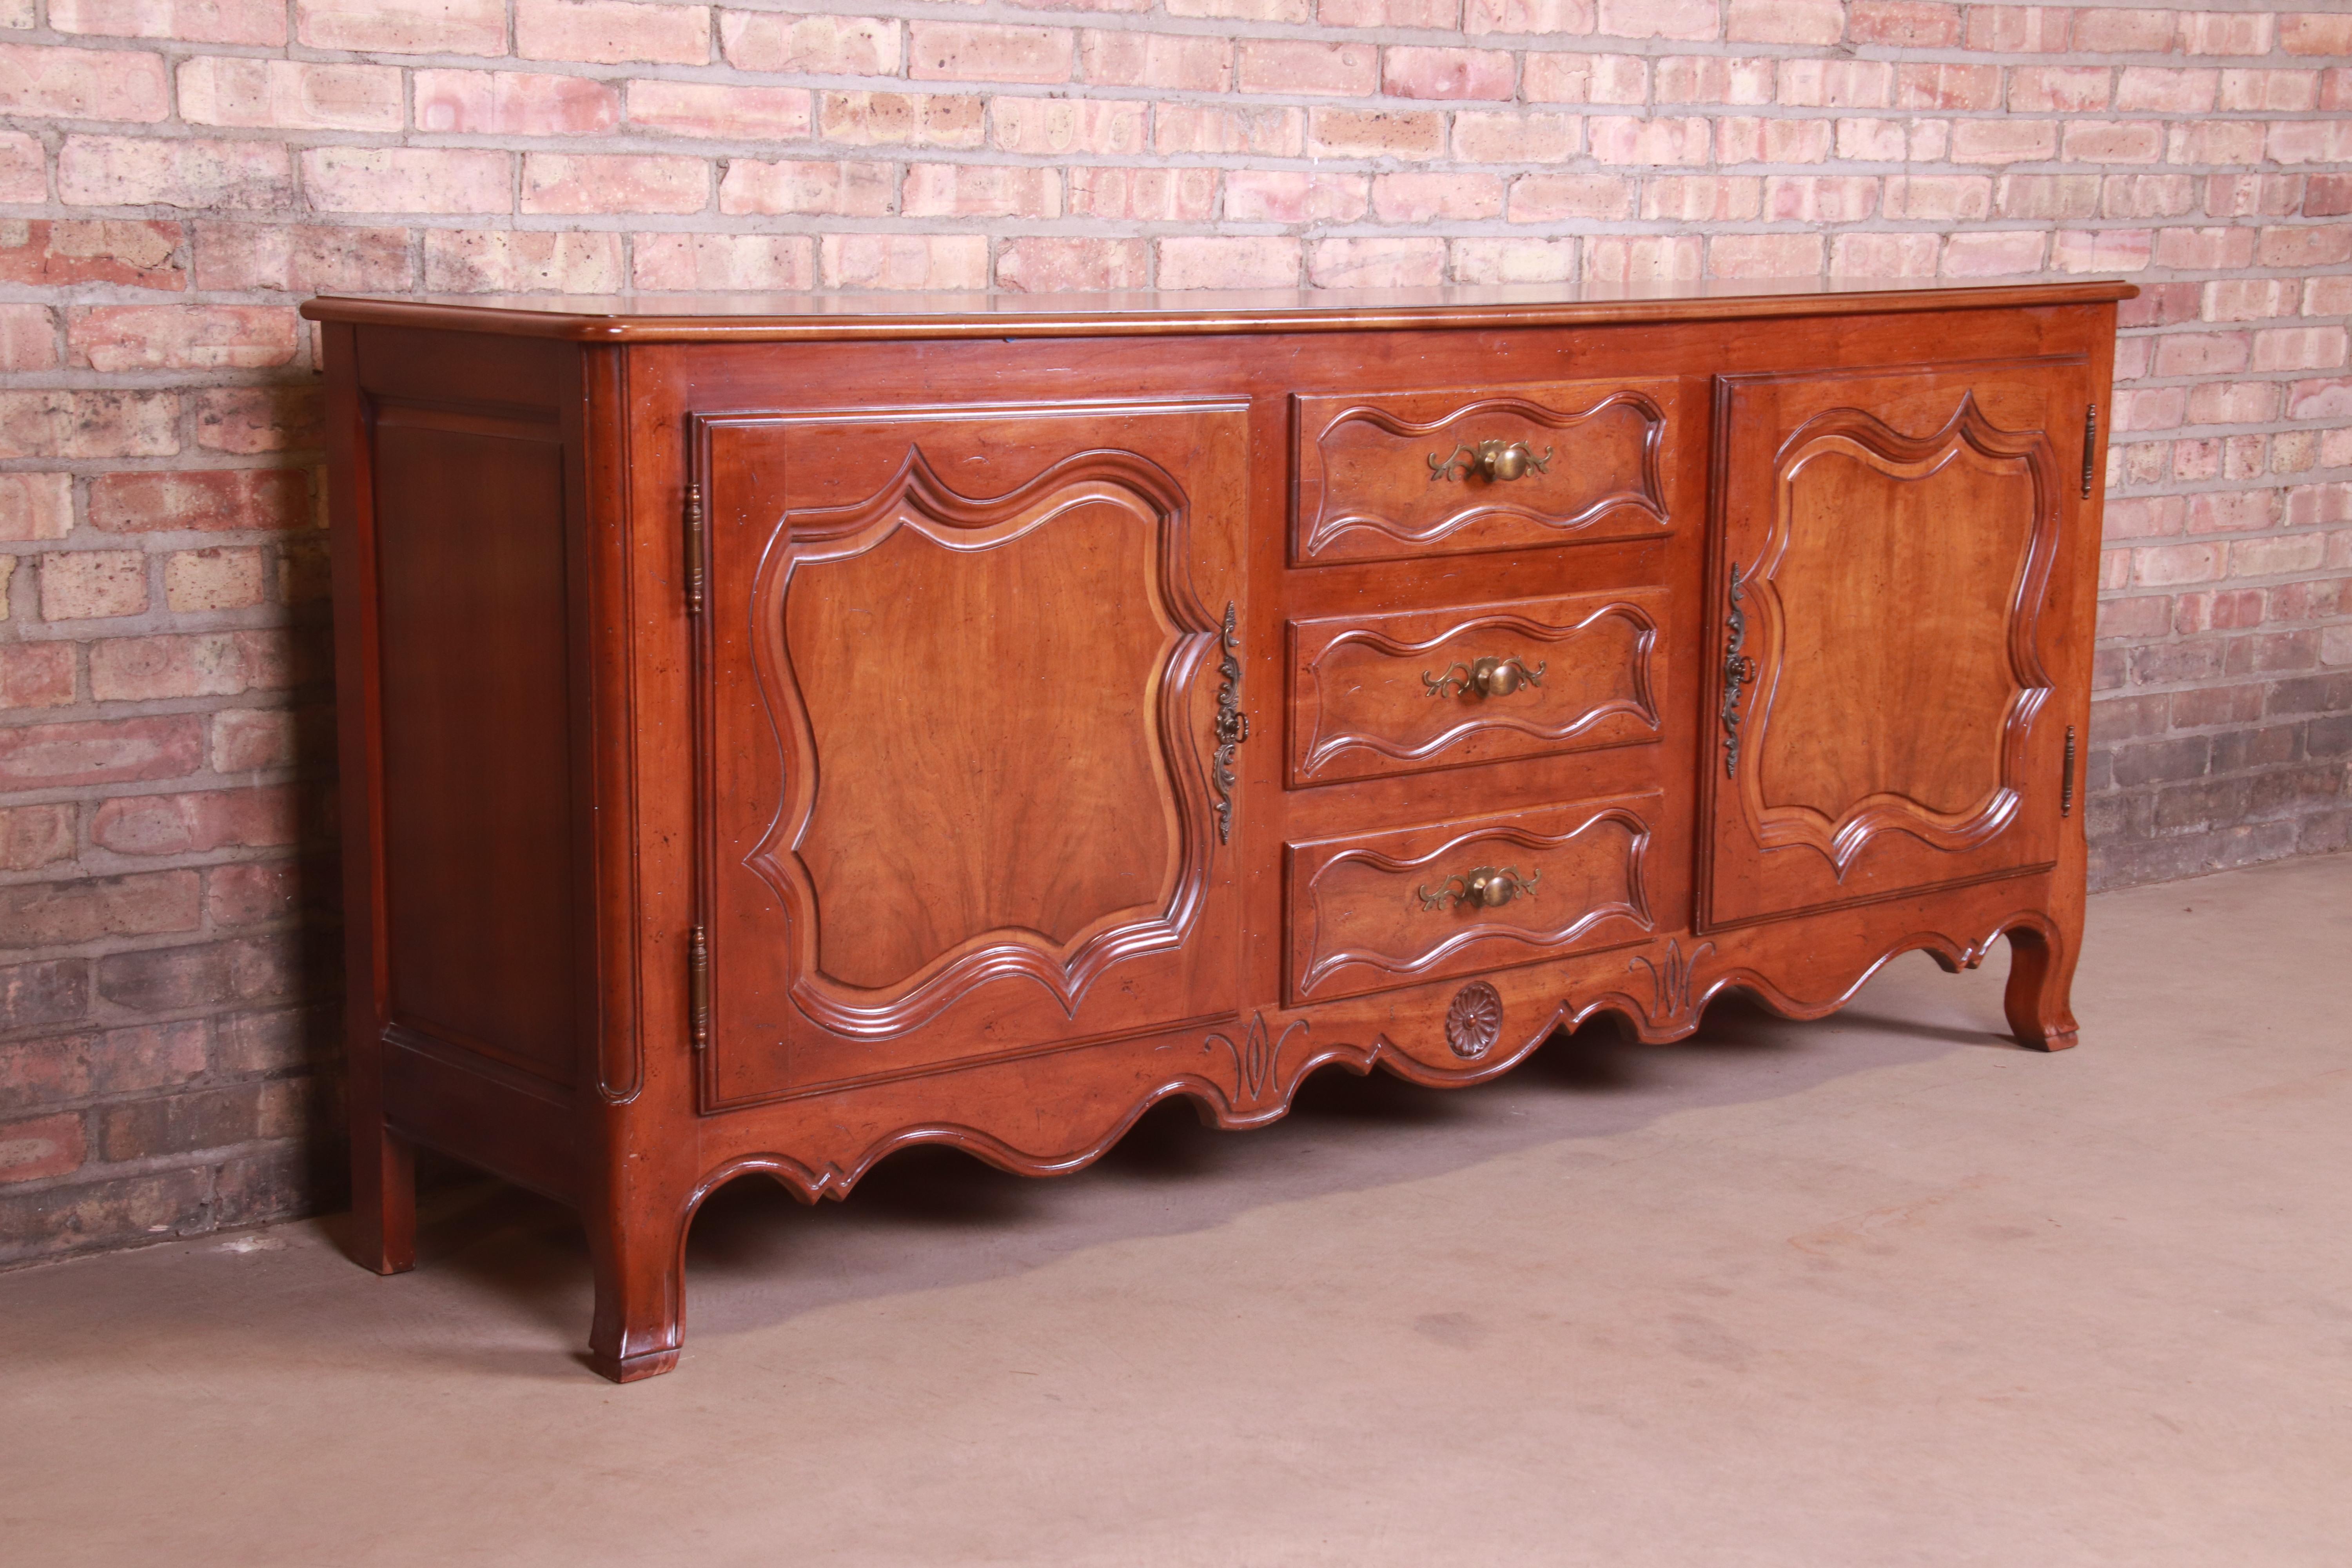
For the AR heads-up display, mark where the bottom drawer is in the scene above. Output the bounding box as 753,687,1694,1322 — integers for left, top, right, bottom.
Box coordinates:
1286,792,1662,1004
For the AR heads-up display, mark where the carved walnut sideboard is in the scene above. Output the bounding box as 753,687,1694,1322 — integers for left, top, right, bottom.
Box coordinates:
303,279,2132,1380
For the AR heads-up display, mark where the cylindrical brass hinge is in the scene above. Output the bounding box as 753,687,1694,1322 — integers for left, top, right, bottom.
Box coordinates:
2081,405,2098,499
688,924,710,1051
2062,726,2076,817
684,482,706,617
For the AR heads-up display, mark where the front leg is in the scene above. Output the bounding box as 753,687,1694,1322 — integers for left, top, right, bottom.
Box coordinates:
2002,922,2080,1052
586,1194,689,1382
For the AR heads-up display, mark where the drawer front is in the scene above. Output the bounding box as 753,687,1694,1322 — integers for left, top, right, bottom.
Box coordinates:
1287,794,1661,1004
1292,377,1678,565
1289,588,1666,786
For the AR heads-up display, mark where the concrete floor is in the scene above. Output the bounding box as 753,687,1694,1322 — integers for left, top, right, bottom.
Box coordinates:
3,855,2348,1567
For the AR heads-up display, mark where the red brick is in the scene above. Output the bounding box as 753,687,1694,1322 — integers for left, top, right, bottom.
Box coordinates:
1583,235,1703,283
1223,170,1367,224
193,223,408,293
1765,175,1878,223
626,80,809,141
1884,176,1992,222
1309,108,1445,160
2053,230,2151,274
515,0,710,66
0,131,45,201
1453,110,1581,164
1967,7,2070,52
38,549,147,621
1829,232,1941,280
2010,67,2111,114
57,136,293,209
632,234,813,291
95,936,311,1015
1236,40,1374,97
1155,105,1303,156
301,147,510,214
0,804,74,872
1464,0,1595,31
415,70,621,136
0,472,71,543
1308,237,1445,290
903,163,1061,220
0,42,169,122
1452,237,1579,283
1165,0,1308,20
1708,232,1824,279
1156,236,1301,290
0,1113,85,1185
991,98,1146,156
719,160,893,218
207,861,308,930
1372,171,1502,223
2283,13,2352,54
88,629,295,703
1644,175,1759,223
66,304,296,372
0,390,178,460
1523,53,1646,104
0,219,183,290
1078,31,1226,92
720,12,896,74
421,230,622,294
89,468,309,534
1653,56,1775,106
98,1082,273,1158
176,57,401,131
819,92,984,149
0,872,201,950
2307,176,2352,219
210,707,297,773
2072,8,2177,53
1778,60,1891,109
995,237,1148,293
1853,0,1960,45
92,785,300,857
0,1022,208,1112
1726,0,1843,45
0,643,74,710
1327,0,1459,22
195,386,322,454
1594,0,1715,39
1952,119,2056,165
0,302,54,372
521,152,706,215
1589,116,1709,166
909,23,1073,85
1383,47,1514,101
296,0,505,54
817,234,987,291
51,0,286,44
1509,172,1634,222
0,715,204,789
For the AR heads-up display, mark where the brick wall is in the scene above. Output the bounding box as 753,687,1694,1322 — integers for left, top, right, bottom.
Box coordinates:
3,0,2349,1263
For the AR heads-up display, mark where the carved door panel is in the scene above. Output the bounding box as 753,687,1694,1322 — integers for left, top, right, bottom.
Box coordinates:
693,402,1249,1108
1704,360,2089,928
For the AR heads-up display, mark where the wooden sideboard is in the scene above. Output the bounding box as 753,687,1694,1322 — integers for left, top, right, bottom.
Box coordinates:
303,279,2132,1381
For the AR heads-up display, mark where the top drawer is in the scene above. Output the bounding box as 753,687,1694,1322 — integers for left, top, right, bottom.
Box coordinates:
1292,376,1680,566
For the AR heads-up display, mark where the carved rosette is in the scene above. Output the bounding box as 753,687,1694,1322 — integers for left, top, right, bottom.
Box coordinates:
1445,980,1504,1059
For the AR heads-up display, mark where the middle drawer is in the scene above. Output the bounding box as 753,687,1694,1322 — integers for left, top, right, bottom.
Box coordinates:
1287,588,1668,787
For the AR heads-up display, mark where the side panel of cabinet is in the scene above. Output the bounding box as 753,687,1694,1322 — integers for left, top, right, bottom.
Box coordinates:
1702,358,2091,929
695,401,1250,1108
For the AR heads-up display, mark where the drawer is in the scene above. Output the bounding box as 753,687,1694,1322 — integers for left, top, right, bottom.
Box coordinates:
1289,588,1667,786
1292,377,1678,565
1286,793,1661,1004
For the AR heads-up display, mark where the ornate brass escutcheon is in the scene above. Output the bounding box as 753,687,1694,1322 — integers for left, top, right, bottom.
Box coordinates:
1422,654,1546,700
1720,560,1756,778
1427,438,1554,484
1416,864,1541,912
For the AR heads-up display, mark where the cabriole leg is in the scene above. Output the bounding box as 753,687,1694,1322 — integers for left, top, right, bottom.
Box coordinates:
2003,923,2080,1053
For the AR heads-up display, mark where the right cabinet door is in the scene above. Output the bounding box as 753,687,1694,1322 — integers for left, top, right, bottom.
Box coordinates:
1703,358,2091,929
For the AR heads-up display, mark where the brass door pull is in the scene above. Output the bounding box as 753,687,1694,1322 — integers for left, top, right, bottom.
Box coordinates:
1428,438,1553,483
1423,655,1546,699
1416,865,1540,911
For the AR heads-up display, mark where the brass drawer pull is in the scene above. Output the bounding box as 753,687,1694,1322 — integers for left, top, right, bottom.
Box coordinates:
1416,865,1540,912
1423,654,1546,699
1428,438,1553,483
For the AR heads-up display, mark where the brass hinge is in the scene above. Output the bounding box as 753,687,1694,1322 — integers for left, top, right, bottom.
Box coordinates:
2081,405,2098,499
684,481,706,617
2062,725,2076,817
688,923,710,1051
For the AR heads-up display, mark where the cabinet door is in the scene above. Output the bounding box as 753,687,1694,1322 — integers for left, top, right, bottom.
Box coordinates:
693,401,1248,1108
1703,360,2089,928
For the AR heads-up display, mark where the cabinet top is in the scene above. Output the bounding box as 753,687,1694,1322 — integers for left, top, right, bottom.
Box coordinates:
300,277,2136,344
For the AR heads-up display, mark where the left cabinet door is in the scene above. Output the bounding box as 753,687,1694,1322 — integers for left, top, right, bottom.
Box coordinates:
692,401,1250,1108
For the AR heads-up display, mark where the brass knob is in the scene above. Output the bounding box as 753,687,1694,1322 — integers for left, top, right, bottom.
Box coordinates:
1415,865,1541,912
1428,438,1554,484
1422,655,1546,700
